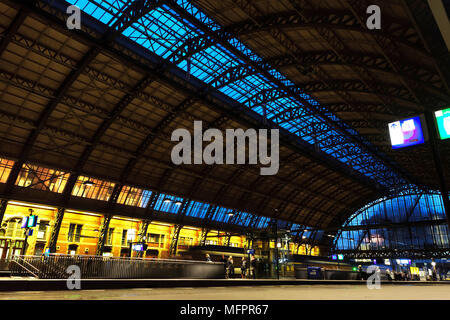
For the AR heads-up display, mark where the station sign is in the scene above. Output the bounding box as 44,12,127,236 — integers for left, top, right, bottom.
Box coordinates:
246,249,255,255
435,108,450,140
132,243,148,251
21,215,38,228
388,116,426,149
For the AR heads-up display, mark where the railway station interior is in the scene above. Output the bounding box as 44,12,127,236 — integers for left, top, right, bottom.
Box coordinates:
0,0,449,301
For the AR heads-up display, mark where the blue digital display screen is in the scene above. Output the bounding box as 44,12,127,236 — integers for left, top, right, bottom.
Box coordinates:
388,116,426,149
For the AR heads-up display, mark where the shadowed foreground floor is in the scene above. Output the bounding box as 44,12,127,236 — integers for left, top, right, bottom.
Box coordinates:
1,284,450,300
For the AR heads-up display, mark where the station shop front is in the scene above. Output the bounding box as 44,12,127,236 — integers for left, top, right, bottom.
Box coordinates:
0,201,250,259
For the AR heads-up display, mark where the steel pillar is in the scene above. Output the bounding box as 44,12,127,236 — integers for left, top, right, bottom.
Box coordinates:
48,207,65,253
96,214,112,256
0,199,7,226
169,224,182,256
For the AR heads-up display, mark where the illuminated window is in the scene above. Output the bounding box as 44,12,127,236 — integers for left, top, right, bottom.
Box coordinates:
179,237,194,246
15,164,69,193
147,233,164,244
117,186,152,208
106,228,114,246
121,229,129,246
72,176,116,201
5,218,23,238
68,224,82,243
37,221,49,240
0,158,14,183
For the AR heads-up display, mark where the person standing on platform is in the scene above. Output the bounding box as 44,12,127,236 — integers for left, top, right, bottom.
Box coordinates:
250,254,256,279
241,258,247,279
206,253,212,262
221,254,227,277
226,256,234,279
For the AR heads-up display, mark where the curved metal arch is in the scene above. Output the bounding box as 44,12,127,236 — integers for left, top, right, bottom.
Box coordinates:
223,9,425,51
163,0,412,190
267,50,438,83
289,170,370,224
161,5,428,69
3,0,164,199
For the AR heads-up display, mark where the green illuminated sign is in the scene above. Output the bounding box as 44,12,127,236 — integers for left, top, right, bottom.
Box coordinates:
435,108,450,140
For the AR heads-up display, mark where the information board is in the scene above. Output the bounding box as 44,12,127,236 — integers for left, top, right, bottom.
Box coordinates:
388,116,426,149
435,108,450,140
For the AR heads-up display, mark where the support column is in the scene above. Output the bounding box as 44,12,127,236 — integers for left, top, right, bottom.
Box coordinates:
137,219,151,257
96,214,112,256
48,207,65,253
200,228,209,246
169,224,182,256
226,233,232,246
0,199,7,226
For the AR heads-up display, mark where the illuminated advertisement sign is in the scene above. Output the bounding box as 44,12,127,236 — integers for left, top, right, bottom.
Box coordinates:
331,254,337,260
435,108,450,140
388,116,426,149
27,215,38,228
21,217,28,229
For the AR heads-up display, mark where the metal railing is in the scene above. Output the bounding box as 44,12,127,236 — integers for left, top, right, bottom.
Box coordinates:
9,254,224,279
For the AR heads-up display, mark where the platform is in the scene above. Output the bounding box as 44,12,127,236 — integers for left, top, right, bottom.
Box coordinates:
1,278,449,292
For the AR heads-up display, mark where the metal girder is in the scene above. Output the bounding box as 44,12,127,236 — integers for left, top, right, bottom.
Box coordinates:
333,248,450,259
0,9,27,56
95,214,112,256
108,0,162,36
209,64,257,90
164,0,405,190
345,0,450,104
11,0,390,195
169,224,183,256
267,50,440,88
118,97,197,183
401,0,450,95
48,207,65,253
136,219,151,257
165,6,424,66
3,46,99,195
0,199,7,226
4,0,163,202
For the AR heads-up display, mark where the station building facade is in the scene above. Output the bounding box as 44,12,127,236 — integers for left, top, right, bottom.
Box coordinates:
0,159,319,260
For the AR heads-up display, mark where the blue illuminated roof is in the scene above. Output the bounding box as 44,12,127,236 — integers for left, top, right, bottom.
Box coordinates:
62,0,406,188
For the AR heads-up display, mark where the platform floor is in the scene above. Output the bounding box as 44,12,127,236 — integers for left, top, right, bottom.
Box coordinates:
1,284,450,300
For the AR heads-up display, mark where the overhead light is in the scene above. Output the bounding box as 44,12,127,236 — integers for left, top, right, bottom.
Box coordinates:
227,212,234,217
174,201,182,205
8,201,56,211
302,236,306,239
163,199,172,203
304,229,308,232
83,180,95,187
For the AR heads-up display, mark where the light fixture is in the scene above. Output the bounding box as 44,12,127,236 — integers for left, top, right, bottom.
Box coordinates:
163,198,172,203
83,180,94,187
174,201,182,205
302,236,306,239
227,211,234,217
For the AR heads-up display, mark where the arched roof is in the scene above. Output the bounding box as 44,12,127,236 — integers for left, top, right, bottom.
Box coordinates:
0,0,448,236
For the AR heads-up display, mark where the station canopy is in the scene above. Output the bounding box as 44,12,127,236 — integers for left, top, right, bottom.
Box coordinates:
0,0,449,234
